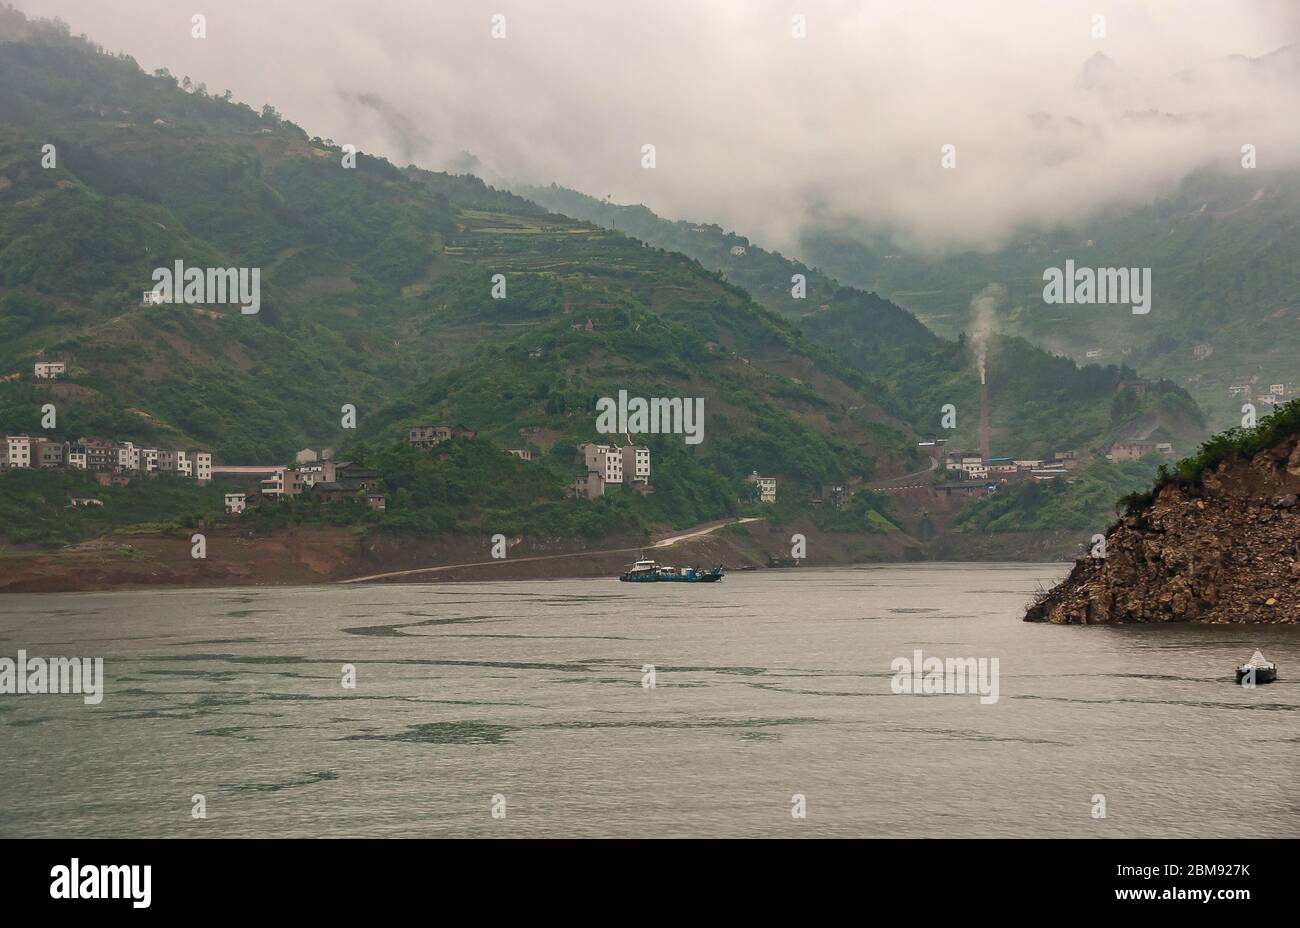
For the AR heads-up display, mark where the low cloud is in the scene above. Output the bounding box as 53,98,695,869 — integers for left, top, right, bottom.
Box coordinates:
14,0,1300,251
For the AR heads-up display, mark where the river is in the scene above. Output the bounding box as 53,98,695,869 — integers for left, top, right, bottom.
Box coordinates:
1,564,1296,837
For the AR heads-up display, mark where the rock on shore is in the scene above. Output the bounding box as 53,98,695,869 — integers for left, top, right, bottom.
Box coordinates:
1025,435,1300,624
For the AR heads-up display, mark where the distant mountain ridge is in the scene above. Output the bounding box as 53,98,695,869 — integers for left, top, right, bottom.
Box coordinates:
517,182,1207,458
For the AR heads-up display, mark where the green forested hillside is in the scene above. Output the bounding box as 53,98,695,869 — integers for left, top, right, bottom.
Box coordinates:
798,169,1300,430
519,183,1207,457
0,6,915,532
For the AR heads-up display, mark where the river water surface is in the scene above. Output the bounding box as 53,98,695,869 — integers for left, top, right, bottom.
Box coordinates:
1,564,1296,837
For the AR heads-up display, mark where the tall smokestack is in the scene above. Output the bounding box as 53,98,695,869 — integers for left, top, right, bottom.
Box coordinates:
979,375,991,462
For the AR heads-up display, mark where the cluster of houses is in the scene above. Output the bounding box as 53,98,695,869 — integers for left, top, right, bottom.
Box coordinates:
1227,380,1289,408
3,434,213,483
571,442,652,499
221,448,385,514
408,422,532,462
918,433,1178,499
408,424,477,449
915,440,1082,498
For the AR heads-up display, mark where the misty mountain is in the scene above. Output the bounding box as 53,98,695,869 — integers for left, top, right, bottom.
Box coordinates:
799,167,1300,430
0,6,924,519
518,182,1206,457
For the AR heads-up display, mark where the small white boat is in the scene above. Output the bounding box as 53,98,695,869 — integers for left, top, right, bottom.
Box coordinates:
1235,650,1277,685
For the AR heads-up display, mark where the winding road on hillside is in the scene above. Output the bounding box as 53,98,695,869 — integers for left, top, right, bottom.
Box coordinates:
338,517,765,584
869,456,940,490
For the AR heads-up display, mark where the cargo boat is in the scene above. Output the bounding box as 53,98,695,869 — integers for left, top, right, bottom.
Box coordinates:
619,559,724,582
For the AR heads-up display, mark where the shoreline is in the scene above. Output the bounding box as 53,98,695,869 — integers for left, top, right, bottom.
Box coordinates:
0,516,1082,594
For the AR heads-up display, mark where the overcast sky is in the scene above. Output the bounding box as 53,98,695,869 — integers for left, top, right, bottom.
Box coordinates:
14,0,1300,252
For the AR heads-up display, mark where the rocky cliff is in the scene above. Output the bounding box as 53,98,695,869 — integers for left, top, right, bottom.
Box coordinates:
1025,431,1300,624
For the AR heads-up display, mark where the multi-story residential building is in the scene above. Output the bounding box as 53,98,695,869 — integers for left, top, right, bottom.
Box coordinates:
603,449,623,484
157,449,178,473
409,425,448,449
621,445,650,484
577,442,623,484
192,452,212,484
578,442,609,472
67,444,87,469
747,472,777,503
36,439,67,469
118,442,141,472
140,448,159,473
5,435,33,469
299,458,339,487
34,361,66,379
224,493,247,514
78,437,120,472
176,450,192,478
259,468,302,498
507,449,533,461
408,424,476,450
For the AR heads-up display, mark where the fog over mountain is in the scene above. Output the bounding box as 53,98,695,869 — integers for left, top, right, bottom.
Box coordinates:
14,0,1300,251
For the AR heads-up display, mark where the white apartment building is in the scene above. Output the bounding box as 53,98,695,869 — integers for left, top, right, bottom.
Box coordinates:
5,435,33,469
177,450,193,477
747,472,777,503
118,442,141,471
224,493,247,514
34,361,66,379
140,448,159,472
603,449,623,483
67,446,87,469
193,451,212,484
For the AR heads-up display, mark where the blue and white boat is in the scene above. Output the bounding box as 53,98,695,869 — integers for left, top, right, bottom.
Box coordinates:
619,559,724,583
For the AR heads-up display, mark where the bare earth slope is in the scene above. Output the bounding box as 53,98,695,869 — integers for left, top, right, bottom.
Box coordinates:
1026,434,1300,624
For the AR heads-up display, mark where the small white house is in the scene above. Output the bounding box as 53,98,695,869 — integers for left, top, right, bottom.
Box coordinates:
225,493,247,514
747,472,777,503
34,361,66,379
